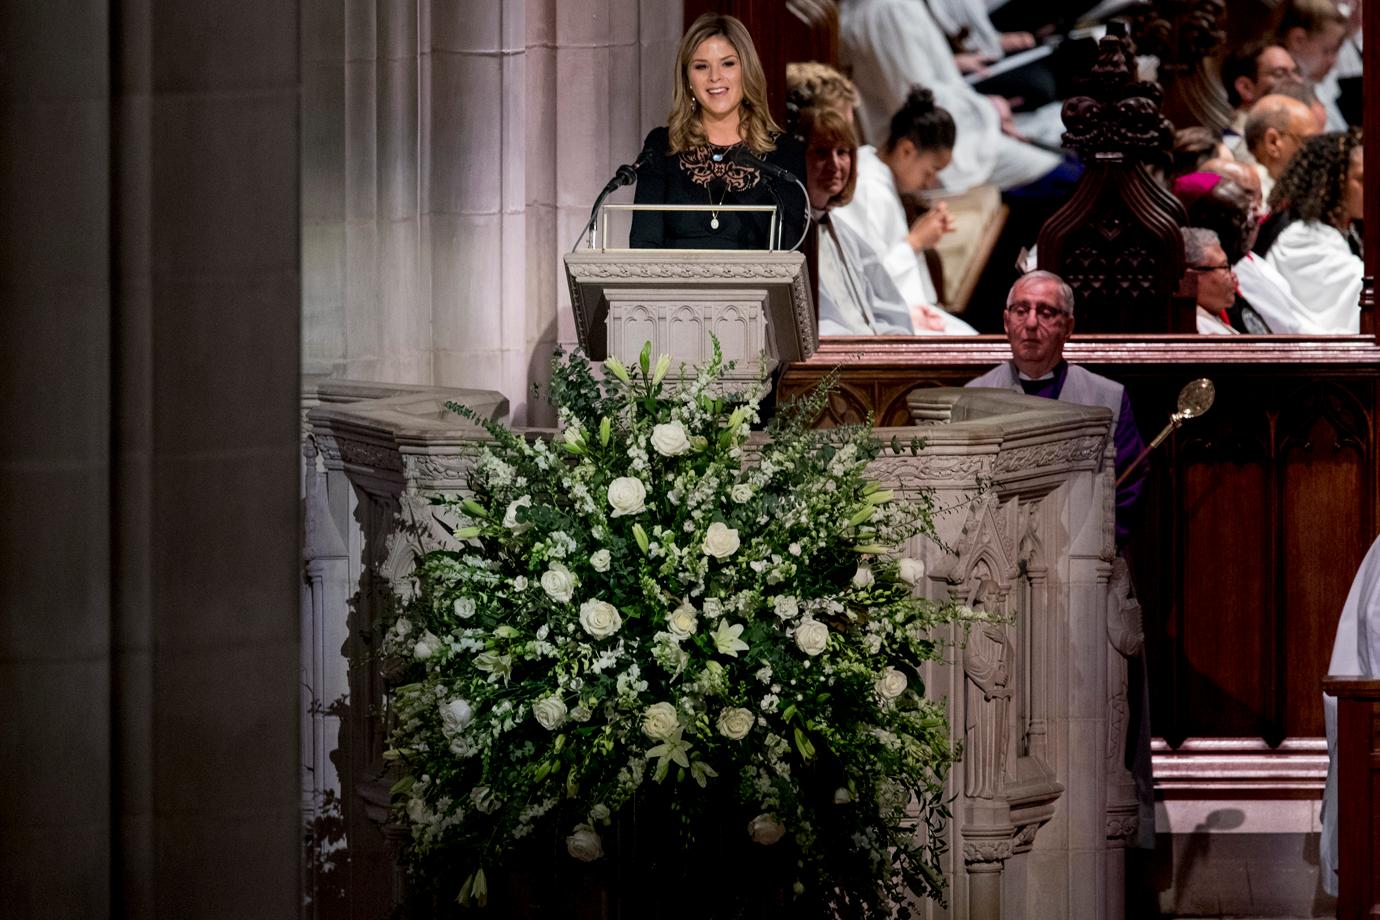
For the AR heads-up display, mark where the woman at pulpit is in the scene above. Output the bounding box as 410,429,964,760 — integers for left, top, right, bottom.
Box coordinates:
629,13,807,251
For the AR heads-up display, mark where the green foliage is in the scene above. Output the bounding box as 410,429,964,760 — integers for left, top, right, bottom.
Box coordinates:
382,342,978,917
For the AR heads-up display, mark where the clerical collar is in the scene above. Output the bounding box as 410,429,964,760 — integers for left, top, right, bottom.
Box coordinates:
1016,360,1066,382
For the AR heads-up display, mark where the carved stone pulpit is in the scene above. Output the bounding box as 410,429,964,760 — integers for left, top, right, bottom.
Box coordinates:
563,249,816,385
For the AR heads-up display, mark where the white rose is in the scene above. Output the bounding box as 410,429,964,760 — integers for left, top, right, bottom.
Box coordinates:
470,785,498,814
570,703,593,723
540,562,578,603
834,787,853,804
898,556,927,586
566,823,605,862
702,521,740,559
579,599,622,639
641,701,680,740
413,631,442,660
607,477,647,517
590,549,611,572
439,698,473,734
794,619,829,657
717,707,755,740
503,495,532,530
876,667,908,700
772,595,799,621
452,597,476,619
852,565,875,589
532,695,568,730
589,803,610,824
667,600,698,638
650,421,692,457
747,813,786,846
730,483,753,503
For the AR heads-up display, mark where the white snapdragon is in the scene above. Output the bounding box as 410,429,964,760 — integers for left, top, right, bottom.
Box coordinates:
607,477,646,516
702,597,724,619
650,421,692,457
703,522,740,559
794,619,829,657
540,561,578,603
579,599,622,639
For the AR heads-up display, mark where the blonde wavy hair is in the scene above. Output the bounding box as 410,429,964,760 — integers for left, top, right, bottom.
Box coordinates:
668,13,780,156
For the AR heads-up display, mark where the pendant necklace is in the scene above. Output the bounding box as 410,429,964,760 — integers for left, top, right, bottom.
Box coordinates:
708,181,727,231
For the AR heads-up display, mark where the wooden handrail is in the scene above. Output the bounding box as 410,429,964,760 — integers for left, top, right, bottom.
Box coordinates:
1322,675,1380,919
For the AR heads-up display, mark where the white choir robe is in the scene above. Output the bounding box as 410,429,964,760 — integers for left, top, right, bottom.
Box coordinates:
815,214,917,337
928,0,1004,58
833,147,978,335
1263,221,1363,334
1195,308,1237,334
1233,253,1332,335
1321,534,1380,896
840,0,1060,192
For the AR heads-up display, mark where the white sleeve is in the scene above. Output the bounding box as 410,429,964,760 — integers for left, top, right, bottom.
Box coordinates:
1234,254,1332,335
1264,223,1363,334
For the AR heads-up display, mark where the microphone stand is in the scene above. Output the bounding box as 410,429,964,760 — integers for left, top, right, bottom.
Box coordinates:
571,165,637,253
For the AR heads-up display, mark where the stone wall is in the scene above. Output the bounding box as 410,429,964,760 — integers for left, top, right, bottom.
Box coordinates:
301,0,683,424
0,1,301,918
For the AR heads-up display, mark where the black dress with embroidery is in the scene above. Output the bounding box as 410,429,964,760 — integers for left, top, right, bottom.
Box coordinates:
629,126,807,251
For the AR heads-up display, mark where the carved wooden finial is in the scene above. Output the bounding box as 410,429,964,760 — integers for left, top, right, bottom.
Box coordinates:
1060,20,1175,164
1127,0,1232,132
1037,19,1190,333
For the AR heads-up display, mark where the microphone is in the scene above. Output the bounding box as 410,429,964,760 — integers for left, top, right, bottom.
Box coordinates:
573,142,655,252
725,148,811,252
725,147,799,184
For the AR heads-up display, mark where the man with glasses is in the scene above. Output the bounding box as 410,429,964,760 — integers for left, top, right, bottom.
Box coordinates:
1244,93,1321,200
967,270,1147,548
1221,41,1303,156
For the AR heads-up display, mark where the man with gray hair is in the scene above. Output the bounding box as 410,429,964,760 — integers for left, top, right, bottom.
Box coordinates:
967,270,1147,547
1182,228,1239,335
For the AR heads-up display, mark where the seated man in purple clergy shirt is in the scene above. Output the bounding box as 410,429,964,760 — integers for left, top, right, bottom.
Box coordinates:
967,270,1148,548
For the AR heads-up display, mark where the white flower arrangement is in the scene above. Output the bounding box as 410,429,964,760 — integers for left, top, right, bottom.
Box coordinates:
383,342,966,917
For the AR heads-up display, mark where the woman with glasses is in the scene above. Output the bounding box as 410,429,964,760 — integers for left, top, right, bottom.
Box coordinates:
1254,129,1364,333
1174,170,1328,334
1183,228,1239,335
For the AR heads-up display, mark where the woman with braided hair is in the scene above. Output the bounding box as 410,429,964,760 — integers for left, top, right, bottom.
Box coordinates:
1254,129,1364,333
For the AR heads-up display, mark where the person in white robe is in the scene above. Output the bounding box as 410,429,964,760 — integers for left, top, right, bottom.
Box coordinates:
1183,229,1240,335
1258,129,1365,334
800,103,916,337
1321,533,1380,896
839,0,1061,192
833,87,977,335
1177,166,1333,335
1277,0,1350,130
